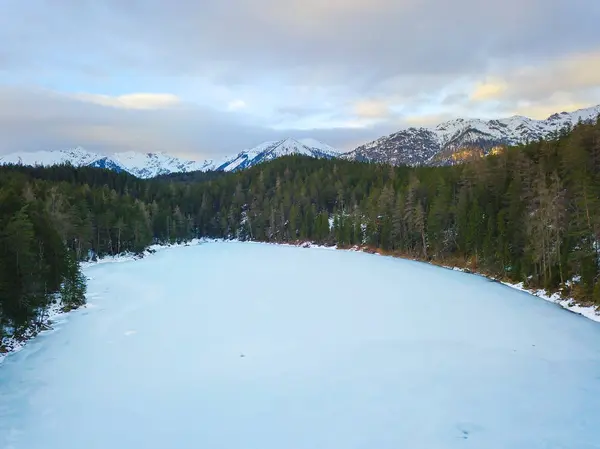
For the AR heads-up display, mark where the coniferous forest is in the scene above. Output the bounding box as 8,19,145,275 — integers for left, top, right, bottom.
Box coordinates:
1,118,600,341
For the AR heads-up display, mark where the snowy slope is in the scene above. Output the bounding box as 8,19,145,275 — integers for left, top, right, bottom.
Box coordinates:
1,242,599,449
0,147,105,168
215,138,339,172
345,104,600,166
0,147,209,178
0,138,338,177
298,138,340,154
110,152,211,178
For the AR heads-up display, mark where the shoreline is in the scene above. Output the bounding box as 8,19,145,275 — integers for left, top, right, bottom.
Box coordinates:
2,237,599,364
1,239,208,364
256,240,600,323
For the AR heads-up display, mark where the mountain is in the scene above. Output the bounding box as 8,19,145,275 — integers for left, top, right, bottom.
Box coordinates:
213,138,339,172
344,105,600,166
3,104,598,177
0,147,105,168
0,138,338,178
107,151,214,178
0,147,213,178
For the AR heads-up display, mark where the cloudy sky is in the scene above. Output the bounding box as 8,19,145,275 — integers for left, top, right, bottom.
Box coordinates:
1,0,599,160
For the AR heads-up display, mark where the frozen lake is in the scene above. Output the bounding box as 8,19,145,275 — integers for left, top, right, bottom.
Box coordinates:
1,242,600,449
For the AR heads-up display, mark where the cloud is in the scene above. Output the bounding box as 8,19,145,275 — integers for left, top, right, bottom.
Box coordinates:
0,86,387,157
463,50,600,118
484,51,600,102
73,93,181,110
353,100,391,119
0,0,599,155
511,101,593,120
2,0,599,85
404,113,455,127
0,87,255,157
227,99,247,111
471,81,507,101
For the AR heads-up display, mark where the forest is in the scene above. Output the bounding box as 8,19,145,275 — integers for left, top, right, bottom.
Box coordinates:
1,117,600,342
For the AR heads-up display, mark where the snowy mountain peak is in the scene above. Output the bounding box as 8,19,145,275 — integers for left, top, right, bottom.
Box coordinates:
214,138,339,172
298,138,340,155
0,138,339,177
0,147,211,178
345,104,600,167
0,147,105,168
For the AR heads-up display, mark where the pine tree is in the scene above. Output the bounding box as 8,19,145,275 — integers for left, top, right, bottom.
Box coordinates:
60,251,87,310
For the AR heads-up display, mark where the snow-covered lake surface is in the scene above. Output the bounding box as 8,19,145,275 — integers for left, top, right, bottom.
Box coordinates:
1,242,600,449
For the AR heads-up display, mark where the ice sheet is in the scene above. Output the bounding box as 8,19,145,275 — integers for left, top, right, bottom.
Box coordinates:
1,242,599,449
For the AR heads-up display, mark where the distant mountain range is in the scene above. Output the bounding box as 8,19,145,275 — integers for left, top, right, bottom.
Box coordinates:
0,138,339,179
344,104,600,166
1,105,598,177
0,148,214,179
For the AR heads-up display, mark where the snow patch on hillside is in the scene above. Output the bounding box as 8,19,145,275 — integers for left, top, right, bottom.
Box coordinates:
0,138,339,177
502,281,600,323
0,147,103,168
347,104,600,166
216,138,338,172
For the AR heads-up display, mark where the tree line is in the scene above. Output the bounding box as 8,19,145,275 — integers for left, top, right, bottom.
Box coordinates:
2,117,600,342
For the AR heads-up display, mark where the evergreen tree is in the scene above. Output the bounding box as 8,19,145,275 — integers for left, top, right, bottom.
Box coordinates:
60,251,87,310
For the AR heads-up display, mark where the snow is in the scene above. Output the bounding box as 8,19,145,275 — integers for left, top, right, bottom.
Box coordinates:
0,138,338,177
0,147,209,178
0,240,208,365
216,138,338,172
0,147,103,168
349,104,600,166
299,138,341,154
502,281,600,323
433,104,600,147
1,241,600,449
0,298,69,364
109,151,212,178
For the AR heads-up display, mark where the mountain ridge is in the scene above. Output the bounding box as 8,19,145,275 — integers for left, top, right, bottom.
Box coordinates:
345,104,600,166
0,138,338,179
213,138,339,172
0,147,214,178
1,105,599,177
